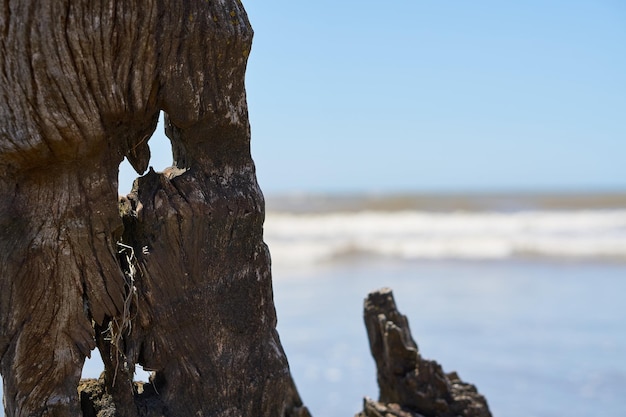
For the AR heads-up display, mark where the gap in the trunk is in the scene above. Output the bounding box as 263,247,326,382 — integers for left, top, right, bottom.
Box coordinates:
118,111,173,195
82,350,152,382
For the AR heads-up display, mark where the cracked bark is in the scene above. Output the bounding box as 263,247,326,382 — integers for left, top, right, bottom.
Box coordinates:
0,1,308,416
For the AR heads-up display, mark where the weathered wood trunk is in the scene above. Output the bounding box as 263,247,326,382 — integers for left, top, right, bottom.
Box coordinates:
0,1,308,416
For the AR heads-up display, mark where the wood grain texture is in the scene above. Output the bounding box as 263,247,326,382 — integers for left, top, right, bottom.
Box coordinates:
0,1,308,416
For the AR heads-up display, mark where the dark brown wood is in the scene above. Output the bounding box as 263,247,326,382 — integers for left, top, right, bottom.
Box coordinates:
0,1,308,416
359,288,492,417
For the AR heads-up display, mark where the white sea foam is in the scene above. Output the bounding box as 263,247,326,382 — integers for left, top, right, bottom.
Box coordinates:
263,210,626,267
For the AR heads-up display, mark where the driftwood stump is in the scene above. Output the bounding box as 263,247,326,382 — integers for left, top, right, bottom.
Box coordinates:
358,288,492,417
0,1,308,416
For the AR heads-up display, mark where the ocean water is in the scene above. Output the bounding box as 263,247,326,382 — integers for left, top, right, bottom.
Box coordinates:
264,192,626,267
2,193,625,416
272,259,626,417
266,193,626,417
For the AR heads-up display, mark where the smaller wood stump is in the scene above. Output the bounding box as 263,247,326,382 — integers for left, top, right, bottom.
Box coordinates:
359,288,492,417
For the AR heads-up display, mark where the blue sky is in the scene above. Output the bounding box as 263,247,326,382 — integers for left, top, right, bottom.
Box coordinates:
120,1,626,194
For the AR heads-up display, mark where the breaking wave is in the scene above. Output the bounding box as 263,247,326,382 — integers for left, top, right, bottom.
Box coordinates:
263,209,626,266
